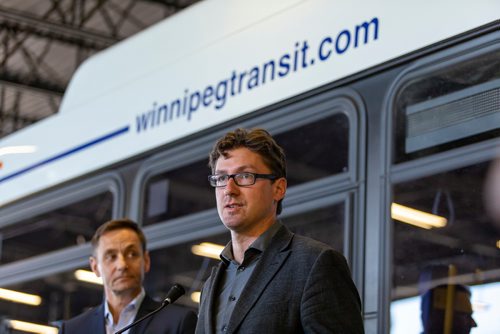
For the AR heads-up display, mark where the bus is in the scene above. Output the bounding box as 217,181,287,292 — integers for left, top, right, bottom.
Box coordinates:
0,0,499,332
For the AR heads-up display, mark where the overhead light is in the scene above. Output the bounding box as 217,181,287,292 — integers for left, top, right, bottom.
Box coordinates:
7,320,58,334
0,145,37,157
391,203,447,229
191,291,201,304
191,242,224,259
74,269,103,285
0,288,42,306
496,240,500,249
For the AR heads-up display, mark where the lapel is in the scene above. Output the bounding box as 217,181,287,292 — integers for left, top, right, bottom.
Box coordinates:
129,295,160,334
227,225,293,333
204,262,226,334
90,303,106,334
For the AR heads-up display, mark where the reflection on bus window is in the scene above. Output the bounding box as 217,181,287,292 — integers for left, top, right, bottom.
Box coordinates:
392,282,500,333
420,283,477,334
391,161,500,333
274,112,349,187
145,233,228,310
282,203,345,254
0,268,102,330
0,192,113,265
142,160,215,226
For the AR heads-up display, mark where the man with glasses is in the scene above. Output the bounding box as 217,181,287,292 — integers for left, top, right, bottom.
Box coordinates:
195,128,364,333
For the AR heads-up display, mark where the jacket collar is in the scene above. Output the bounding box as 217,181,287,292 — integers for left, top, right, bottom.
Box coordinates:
227,224,293,332
129,294,161,334
204,223,294,334
89,303,106,334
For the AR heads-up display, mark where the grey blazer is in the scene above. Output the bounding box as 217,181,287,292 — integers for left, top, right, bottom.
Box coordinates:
60,294,197,334
195,224,364,334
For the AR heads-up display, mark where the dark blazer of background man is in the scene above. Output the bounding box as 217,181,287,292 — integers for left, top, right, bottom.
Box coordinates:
60,219,197,334
196,128,364,333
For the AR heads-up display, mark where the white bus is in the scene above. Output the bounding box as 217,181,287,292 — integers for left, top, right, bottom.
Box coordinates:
0,0,499,332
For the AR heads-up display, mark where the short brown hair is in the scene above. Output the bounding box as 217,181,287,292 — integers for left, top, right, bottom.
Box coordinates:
209,128,287,214
91,218,147,254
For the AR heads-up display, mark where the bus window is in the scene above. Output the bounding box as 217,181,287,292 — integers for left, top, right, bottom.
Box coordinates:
393,49,500,164
282,203,345,254
0,267,102,330
390,42,500,332
275,112,350,187
142,159,216,226
145,232,228,311
142,111,351,226
390,161,500,333
0,192,113,264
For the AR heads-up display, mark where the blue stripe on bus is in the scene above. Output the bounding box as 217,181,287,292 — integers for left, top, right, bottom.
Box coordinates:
0,125,129,184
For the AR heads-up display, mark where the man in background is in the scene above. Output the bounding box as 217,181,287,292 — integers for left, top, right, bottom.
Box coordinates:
60,218,197,334
421,284,477,334
196,128,364,333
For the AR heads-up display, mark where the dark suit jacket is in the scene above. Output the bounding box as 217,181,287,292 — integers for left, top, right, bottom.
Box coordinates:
60,294,197,334
195,224,364,334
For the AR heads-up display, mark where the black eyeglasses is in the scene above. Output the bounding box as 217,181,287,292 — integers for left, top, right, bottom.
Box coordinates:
208,172,277,187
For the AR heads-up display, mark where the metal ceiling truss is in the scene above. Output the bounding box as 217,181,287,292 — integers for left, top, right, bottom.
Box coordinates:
0,0,193,138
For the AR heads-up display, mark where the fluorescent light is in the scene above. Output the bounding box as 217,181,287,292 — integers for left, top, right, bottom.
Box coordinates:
74,269,103,285
191,242,224,259
0,288,42,306
0,145,37,157
191,291,201,303
8,320,58,334
391,203,447,229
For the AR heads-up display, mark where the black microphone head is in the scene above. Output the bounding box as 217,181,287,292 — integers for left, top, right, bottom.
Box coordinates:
164,283,185,305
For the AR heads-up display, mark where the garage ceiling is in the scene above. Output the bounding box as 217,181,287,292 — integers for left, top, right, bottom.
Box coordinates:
0,0,200,139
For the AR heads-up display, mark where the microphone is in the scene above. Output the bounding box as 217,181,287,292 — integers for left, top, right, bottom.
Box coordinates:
163,283,185,305
114,284,185,334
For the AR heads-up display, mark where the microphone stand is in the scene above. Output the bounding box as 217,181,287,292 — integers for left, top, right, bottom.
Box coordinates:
114,300,168,334
114,284,185,334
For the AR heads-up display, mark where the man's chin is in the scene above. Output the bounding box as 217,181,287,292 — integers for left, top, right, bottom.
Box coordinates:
112,282,140,295
222,217,245,229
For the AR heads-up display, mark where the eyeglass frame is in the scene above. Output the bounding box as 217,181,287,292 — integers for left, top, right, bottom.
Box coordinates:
208,172,278,187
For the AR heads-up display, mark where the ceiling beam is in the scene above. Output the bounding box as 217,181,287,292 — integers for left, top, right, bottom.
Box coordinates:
0,112,40,125
0,5,118,50
0,70,64,97
140,0,191,10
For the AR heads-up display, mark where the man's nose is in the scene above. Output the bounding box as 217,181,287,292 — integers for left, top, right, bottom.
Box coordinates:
224,177,239,195
116,254,128,269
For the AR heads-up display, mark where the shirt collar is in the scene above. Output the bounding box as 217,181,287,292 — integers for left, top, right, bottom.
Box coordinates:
220,221,282,265
104,288,146,324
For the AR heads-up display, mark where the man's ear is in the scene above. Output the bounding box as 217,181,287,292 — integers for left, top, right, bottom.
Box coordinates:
144,251,151,274
89,256,101,277
273,177,287,201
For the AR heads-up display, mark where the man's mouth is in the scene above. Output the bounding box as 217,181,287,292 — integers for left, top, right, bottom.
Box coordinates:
114,276,131,282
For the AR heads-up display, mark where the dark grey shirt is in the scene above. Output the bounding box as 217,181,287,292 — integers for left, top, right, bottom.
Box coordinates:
214,222,281,333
